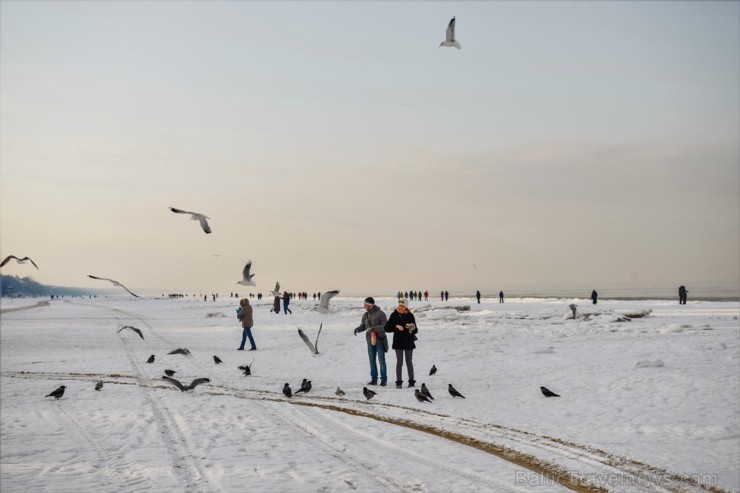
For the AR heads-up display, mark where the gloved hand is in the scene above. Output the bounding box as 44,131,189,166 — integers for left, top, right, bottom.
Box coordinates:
353,329,358,336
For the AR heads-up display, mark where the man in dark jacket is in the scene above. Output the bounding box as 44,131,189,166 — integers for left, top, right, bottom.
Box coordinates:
353,297,389,386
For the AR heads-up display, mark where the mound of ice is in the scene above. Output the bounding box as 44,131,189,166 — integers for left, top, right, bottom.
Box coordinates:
636,359,665,368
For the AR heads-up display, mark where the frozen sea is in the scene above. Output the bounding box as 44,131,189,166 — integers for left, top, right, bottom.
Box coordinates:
1,295,738,492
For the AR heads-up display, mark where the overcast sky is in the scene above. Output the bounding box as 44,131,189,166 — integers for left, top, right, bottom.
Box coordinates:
1,1,738,296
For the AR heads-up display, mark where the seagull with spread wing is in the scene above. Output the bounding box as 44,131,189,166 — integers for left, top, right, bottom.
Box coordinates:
439,16,461,49
117,325,144,340
237,260,256,286
169,207,212,234
269,282,281,297
317,290,339,314
162,376,210,392
87,275,139,297
298,323,323,355
1,255,39,269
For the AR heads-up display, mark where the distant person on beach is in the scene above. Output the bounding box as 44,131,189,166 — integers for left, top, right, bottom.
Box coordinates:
353,297,389,386
272,295,281,314
424,290,428,301
237,298,256,351
440,291,444,301
591,289,598,305
678,285,688,304
499,290,504,303
385,298,418,388
444,290,449,301
476,290,481,303
282,291,292,314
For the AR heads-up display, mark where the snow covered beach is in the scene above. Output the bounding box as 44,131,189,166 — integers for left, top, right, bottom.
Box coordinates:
1,296,738,492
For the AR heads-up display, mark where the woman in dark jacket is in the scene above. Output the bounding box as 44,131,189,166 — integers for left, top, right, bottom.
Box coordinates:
385,298,418,389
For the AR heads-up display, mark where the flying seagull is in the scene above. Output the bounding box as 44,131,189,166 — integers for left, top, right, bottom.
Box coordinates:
95,381,104,391
168,348,191,357
87,275,139,297
297,324,323,355
237,260,256,286
317,290,339,314
448,383,466,398
162,376,210,392
540,386,560,398
269,282,281,297
439,17,461,49
45,385,66,400
117,325,144,340
1,255,39,269
169,207,212,234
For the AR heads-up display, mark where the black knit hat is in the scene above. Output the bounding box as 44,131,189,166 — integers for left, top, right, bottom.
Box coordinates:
364,297,375,305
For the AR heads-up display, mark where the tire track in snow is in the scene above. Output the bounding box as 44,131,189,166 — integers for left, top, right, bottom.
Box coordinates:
59,301,219,493
4,371,728,493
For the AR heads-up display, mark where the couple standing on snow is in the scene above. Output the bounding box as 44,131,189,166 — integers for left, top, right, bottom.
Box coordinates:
353,297,418,389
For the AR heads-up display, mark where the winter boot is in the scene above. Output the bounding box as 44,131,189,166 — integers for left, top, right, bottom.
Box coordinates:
407,380,416,388
367,379,378,386
380,379,387,387
395,380,403,389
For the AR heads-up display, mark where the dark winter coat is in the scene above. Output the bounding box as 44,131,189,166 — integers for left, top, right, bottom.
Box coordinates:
384,309,417,350
354,306,389,350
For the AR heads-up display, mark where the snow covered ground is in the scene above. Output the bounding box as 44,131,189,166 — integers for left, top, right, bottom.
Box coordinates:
1,295,738,492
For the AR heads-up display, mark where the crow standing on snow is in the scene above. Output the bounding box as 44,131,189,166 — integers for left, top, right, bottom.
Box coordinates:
282,383,292,398
45,385,66,400
363,387,376,400
164,369,176,377
420,383,435,400
429,365,437,376
213,355,223,364
540,386,560,397
146,355,155,364
95,381,104,391
414,389,433,403
448,384,466,398
295,380,312,394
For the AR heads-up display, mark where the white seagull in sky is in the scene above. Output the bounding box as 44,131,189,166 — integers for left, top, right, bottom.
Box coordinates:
237,260,256,286
439,17,461,49
317,290,339,314
169,207,212,234
269,282,281,297
0,255,39,269
87,275,139,297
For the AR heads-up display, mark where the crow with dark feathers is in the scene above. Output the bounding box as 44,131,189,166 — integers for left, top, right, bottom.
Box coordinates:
295,380,312,394
363,387,376,400
164,369,176,377
95,381,104,391
414,389,433,403
146,355,155,364
540,386,560,397
448,384,466,398
213,355,223,364
429,365,437,376
45,385,66,400
282,383,292,398
420,383,434,400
